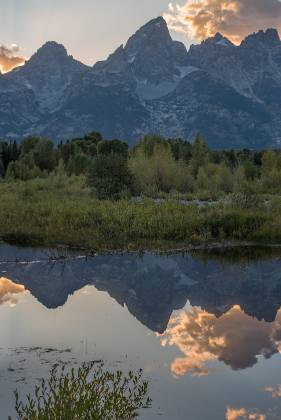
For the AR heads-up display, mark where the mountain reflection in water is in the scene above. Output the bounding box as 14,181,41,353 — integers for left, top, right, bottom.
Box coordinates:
1,245,281,419
1,245,281,374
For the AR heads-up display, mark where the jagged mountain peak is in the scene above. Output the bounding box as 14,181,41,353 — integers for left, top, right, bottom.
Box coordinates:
241,28,280,48
28,41,69,64
0,18,281,148
187,33,234,64
213,32,234,46
93,16,188,98
125,16,172,54
93,16,176,73
37,40,67,52
7,41,88,113
214,32,224,39
124,16,187,70
23,40,89,74
17,39,88,80
198,32,234,48
142,15,167,28
129,16,168,35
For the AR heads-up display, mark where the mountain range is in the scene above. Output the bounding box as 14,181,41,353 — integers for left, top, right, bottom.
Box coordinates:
2,17,281,148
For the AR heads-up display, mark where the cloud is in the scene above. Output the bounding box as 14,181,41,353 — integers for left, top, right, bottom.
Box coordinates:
0,277,25,307
161,306,281,377
226,407,266,420
164,0,281,44
264,385,281,398
0,44,25,74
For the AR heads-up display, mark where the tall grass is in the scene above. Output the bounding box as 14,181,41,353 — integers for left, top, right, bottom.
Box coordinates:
0,178,279,250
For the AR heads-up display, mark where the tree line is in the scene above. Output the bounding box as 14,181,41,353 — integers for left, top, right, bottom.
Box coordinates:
0,132,280,199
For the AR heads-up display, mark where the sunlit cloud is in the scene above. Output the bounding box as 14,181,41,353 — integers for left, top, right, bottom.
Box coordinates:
226,407,266,420
0,277,25,307
264,385,281,398
161,306,281,377
0,44,25,74
164,0,281,44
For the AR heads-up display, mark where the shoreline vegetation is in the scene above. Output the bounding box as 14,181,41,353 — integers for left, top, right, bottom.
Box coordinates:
1,132,281,251
0,178,281,251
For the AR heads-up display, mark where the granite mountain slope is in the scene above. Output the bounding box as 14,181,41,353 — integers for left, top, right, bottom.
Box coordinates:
1,17,281,148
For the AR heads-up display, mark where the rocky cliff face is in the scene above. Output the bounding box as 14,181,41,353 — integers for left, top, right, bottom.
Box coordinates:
1,18,281,148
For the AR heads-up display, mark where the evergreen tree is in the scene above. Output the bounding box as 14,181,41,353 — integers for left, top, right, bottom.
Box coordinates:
88,154,133,199
97,140,128,158
0,158,4,178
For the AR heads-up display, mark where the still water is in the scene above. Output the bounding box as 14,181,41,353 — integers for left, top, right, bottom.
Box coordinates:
0,245,281,419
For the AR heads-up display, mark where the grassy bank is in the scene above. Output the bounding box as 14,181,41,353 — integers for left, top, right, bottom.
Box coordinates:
0,178,280,251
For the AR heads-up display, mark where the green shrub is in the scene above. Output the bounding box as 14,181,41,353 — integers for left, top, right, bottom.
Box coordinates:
10,363,151,420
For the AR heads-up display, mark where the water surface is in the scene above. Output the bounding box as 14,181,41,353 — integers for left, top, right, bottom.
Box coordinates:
1,245,281,419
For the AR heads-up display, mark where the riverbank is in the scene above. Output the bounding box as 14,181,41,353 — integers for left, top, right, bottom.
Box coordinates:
0,180,280,252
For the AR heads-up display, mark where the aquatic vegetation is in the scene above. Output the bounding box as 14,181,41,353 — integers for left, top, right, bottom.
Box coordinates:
10,363,151,419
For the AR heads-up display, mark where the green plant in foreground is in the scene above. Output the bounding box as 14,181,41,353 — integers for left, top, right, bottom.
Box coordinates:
9,363,152,420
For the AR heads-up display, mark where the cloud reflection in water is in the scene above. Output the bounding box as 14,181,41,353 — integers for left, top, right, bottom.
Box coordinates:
0,277,25,307
161,305,281,376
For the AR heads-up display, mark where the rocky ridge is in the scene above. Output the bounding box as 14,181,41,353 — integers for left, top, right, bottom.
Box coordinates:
1,18,281,148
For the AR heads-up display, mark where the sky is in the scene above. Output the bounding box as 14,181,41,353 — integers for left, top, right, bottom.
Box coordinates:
0,0,178,69
1,0,281,72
